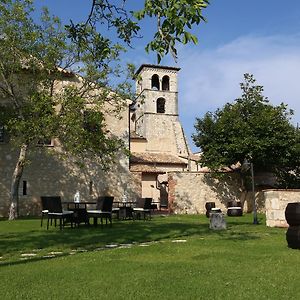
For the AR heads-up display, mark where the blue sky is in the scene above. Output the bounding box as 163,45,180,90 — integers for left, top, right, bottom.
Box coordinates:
34,0,300,152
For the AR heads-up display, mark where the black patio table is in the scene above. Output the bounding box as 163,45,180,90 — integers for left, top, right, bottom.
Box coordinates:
114,201,136,220
63,201,96,226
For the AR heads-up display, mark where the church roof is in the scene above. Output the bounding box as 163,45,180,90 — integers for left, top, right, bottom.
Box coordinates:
178,153,201,162
130,165,169,173
135,64,181,76
130,152,187,165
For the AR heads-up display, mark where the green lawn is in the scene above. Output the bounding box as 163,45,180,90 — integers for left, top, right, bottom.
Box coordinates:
1,214,299,299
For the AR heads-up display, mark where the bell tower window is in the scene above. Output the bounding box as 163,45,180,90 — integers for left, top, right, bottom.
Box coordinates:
156,98,165,113
162,75,170,91
151,74,160,90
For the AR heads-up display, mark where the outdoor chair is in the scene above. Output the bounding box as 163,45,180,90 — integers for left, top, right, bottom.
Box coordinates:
133,197,152,220
46,196,74,230
40,196,52,227
87,196,114,226
112,201,120,219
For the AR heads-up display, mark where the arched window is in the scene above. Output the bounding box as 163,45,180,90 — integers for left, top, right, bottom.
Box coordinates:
162,75,170,91
151,74,159,90
156,98,165,113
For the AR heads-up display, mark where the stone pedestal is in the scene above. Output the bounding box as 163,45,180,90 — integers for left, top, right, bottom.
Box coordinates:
210,212,226,230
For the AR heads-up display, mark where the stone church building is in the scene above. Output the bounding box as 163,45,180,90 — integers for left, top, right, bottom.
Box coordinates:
129,64,193,207
0,63,244,218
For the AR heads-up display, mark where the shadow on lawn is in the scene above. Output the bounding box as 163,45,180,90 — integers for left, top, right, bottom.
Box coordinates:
0,216,264,268
1,220,207,254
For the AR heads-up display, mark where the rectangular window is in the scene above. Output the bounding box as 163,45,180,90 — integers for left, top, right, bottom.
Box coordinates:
0,125,5,143
22,180,27,196
37,138,53,146
89,181,93,195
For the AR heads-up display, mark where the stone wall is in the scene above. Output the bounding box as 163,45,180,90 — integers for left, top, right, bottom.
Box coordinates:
133,64,187,156
135,114,189,156
0,99,142,217
168,171,244,214
0,143,142,217
136,66,179,95
138,90,178,115
130,139,147,152
264,189,300,227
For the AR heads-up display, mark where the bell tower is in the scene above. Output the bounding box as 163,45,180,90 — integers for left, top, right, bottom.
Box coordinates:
132,64,189,156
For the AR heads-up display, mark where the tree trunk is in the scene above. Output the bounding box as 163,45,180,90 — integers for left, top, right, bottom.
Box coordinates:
8,143,28,220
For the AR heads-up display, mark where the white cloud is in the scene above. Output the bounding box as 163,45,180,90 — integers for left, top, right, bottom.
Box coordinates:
177,34,300,151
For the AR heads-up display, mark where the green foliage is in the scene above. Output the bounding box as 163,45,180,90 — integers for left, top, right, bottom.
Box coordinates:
0,0,211,162
68,0,209,63
1,0,210,218
193,74,300,187
0,0,131,165
0,0,136,220
57,86,125,166
137,0,208,62
275,128,300,188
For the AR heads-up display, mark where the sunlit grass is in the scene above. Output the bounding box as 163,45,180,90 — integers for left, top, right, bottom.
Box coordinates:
1,214,299,299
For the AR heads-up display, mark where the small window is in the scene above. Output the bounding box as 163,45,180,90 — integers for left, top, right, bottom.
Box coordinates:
23,180,27,196
162,75,170,91
157,98,166,113
0,125,4,143
151,74,160,90
37,139,52,146
89,181,93,195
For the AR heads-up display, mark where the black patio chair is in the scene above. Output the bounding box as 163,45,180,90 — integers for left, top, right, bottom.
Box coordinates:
87,196,114,226
112,201,120,219
40,196,52,227
133,197,152,220
46,196,74,230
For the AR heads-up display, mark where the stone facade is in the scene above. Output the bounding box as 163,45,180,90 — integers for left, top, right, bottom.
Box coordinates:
264,189,300,227
133,64,189,157
0,72,141,217
1,64,192,216
0,142,141,217
2,63,278,218
129,65,191,203
136,114,188,154
168,171,244,214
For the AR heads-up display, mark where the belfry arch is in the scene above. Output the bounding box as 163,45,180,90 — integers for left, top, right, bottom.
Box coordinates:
151,74,160,90
162,75,170,91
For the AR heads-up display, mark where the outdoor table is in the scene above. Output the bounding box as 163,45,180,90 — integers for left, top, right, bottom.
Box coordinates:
114,201,136,220
63,201,96,226
151,201,159,211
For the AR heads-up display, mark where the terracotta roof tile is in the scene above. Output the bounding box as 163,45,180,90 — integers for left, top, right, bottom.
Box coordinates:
130,165,168,173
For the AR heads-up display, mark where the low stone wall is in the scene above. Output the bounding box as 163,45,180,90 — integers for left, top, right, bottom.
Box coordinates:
168,171,244,214
264,189,300,227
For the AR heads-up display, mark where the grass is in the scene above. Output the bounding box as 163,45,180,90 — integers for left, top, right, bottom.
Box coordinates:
0,214,300,299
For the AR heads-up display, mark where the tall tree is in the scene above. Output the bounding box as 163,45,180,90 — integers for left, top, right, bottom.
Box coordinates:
275,128,300,188
192,73,300,187
0,0,130,219
0,0,210,219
